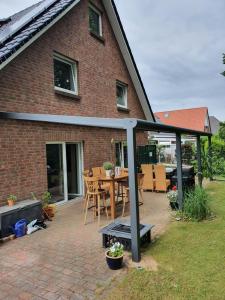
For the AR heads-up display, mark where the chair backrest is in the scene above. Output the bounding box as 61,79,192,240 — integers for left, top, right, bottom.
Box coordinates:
121,168,128,176
100,167,106,176
154,164,166,181
83,170,89,176
83,176,99,193
92,167,102,177
137,173,144,188
141,164,154,190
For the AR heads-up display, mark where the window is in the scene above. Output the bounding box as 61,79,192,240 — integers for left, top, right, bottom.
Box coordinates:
54,54,78,95
116,81,127,108
89,4,102,37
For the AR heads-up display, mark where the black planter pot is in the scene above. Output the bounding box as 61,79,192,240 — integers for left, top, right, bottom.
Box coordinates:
105,251,123,270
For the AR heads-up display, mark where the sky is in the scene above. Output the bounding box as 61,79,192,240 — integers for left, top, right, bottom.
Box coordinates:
0,0,225,120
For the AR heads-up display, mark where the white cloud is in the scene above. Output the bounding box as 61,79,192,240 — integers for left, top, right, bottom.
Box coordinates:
115,0,225,120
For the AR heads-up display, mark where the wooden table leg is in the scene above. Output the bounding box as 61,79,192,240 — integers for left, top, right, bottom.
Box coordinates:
109,180,116,219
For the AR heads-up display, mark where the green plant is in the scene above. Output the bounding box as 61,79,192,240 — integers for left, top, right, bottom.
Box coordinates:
103,161,113,170
41,191,52,207
183,186,211,221
108,242,124,257
7,194,17,202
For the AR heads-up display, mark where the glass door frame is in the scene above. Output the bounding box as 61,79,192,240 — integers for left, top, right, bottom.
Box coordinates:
115,141,127,168
46,141,84,205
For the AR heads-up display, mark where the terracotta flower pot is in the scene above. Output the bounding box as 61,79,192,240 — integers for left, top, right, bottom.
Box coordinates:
105,251,123,270
8,200,15,207
44,206,55,218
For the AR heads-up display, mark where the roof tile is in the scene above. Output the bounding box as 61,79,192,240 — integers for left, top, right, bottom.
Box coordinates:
155,107,209,132
0,0,76,64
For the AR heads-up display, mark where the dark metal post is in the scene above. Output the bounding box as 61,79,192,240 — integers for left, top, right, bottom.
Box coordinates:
127,126,140,262
176,133,183,209
208,135,213,181
196,135,203,187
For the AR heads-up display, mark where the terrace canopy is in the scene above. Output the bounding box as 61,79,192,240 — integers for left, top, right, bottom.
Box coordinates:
0,112,212,262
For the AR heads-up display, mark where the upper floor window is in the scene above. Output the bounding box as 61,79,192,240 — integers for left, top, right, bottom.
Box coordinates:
54,54,78,95
116,81,128,108
89,4,102,37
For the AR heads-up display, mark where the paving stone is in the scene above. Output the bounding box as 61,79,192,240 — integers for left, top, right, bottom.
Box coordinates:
0,194,169,299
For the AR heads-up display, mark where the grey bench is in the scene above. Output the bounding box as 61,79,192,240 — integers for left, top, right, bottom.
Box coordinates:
99,220,154,250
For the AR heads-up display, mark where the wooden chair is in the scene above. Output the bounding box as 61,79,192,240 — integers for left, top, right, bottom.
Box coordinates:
154,164,170,192
122,173,144,217
93,167,110,192
83,176,108,226
115,167,128,203
92,167,102,177
141,164,155,191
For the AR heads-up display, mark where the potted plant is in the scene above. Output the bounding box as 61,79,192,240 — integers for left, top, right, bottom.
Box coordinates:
105,242,124,270
167,186,179,210
7,194,17,206
103,161,113,178
42,191,55,218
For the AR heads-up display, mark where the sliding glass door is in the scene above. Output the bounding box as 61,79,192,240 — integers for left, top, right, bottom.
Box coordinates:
46,142,83,204
46,144,64,203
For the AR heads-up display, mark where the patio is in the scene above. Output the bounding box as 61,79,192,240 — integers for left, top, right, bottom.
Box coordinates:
0,191,170,300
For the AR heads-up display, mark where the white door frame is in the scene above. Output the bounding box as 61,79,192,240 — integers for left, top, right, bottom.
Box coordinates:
46,141,83,205
115,141,127,168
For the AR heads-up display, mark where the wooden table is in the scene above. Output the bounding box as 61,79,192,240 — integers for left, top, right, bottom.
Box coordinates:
98,174,128,219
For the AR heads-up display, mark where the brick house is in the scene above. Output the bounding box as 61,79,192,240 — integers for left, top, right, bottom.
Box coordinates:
0,0,155,205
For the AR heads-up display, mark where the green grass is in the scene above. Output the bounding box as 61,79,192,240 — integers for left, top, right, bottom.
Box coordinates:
106,182,225,300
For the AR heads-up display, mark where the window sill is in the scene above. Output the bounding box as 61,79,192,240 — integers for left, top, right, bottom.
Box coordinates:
117,106,130,113
54,88,81,100
90,31,105,44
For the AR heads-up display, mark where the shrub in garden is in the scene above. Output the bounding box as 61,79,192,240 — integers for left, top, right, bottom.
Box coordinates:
183,186,211,221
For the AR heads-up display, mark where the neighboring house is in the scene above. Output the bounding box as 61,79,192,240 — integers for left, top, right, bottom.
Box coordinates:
151,107,211,162
0,0,155,205
209,116,220,135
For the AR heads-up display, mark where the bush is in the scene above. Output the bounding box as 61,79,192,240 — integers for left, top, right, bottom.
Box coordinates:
183,187,211,221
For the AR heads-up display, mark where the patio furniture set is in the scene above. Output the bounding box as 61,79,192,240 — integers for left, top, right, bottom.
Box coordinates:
82,164,173,226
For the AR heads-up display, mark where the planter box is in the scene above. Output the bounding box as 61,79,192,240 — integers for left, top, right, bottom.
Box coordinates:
0,200,42,238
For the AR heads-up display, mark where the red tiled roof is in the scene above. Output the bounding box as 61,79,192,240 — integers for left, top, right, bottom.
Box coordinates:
154,107,210,132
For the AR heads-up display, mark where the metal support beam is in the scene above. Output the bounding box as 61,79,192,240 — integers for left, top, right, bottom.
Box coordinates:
176,133,183,209
208,135,213,181
127,126,141,262
196,135,203,187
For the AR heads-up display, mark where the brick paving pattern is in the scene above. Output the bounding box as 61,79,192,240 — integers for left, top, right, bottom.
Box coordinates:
0,193,170,299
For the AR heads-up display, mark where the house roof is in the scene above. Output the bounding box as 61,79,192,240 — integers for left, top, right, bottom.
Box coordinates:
0,0,155,122
209,116,220,134
154,107,211,133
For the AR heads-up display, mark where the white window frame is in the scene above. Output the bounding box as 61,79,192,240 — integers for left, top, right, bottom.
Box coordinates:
116,81,128,109
89,3,103,37
54,54,78,96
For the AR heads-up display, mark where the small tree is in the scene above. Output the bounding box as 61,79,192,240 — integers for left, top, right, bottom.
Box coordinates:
218,121,225,140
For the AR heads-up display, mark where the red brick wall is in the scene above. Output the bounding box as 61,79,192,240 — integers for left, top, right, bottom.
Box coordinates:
0,0,149,205
0,120,146,204
0,0,146,120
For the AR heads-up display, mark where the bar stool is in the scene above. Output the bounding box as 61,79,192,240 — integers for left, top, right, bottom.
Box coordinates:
83,176,108,226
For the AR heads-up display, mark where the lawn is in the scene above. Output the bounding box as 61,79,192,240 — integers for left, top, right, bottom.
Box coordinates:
106,182,225,300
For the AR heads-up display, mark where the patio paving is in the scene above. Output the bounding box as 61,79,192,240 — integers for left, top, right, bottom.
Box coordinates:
0,192,170,300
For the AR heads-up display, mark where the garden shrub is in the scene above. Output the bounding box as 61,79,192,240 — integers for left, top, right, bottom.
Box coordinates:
183,186,211,221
